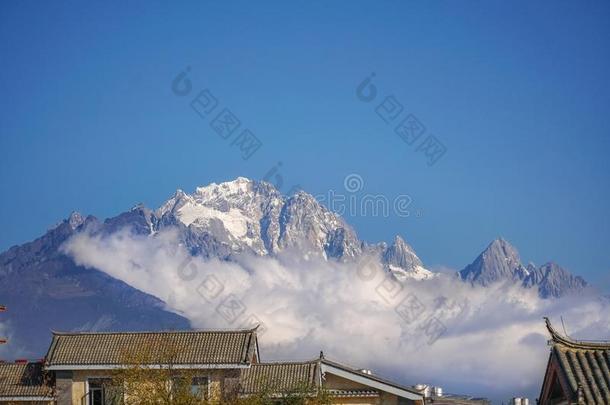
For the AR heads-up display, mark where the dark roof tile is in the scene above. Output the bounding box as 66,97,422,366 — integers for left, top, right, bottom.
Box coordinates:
0,362,53,399
240,362,318,394
45,329,258,367
544,317,610,404
240,358,422,399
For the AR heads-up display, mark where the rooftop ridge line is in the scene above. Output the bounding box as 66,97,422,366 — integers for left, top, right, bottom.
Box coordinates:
50,327,259,336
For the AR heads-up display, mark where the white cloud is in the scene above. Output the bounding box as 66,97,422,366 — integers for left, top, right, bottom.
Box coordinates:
62,229,610,402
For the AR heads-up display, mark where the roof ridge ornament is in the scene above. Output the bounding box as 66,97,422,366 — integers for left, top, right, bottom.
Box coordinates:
544,317,563,341
544,317,610,349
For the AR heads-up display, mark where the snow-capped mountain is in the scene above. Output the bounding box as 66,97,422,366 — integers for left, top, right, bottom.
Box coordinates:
151,178,437,279
382,236,434,281
459,238,588,298
123,177,433,282
155,177,363,260
0,177,592,357
0,178,430,357
88,178,586,289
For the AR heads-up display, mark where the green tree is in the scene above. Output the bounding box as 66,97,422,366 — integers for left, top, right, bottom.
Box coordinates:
110,336,208,405
110,336,331,405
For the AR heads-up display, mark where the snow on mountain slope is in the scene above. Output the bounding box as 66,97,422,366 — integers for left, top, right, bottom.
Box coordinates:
124,178,587,293
154,177,366,261
3,176,587,335
381,235,434,280
152,178,436,277
157,178,283,255
389,264,435,281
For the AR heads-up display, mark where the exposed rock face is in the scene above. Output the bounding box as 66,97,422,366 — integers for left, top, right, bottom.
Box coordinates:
525,262,588,299
383,235,424,271
153,179,432,278
459,239,587,298
0,178,429,356
0,178,590,357
382,236,433,281
155,178,364,261
459,239,528,286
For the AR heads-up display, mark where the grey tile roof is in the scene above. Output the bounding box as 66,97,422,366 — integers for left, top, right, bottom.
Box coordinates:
543,317,610,404
0,362,54,399
45,328,258,367
553,345,610,404
240,357,422,399
239,361,318,394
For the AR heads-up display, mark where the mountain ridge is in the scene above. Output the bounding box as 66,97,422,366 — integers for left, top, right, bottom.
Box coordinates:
0,177,590,358
45,179,591,294
0,214,190,358
459,238,587,298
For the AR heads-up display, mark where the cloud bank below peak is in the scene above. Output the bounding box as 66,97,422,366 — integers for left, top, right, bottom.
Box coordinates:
62,227,610,402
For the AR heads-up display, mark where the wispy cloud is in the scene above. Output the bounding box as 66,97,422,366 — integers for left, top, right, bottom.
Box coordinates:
62,228,610,401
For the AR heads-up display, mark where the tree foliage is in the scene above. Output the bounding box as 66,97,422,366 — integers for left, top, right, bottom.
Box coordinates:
108,336,331,405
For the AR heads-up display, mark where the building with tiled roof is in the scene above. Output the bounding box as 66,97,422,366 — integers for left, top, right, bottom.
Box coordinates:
538,317,610,405
239,354,423,402
0,361,54,403
45,328,259,369
0,326,429,405
44,327,260,405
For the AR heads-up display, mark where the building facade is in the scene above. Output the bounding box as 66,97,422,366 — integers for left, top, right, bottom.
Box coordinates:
1,327,424,405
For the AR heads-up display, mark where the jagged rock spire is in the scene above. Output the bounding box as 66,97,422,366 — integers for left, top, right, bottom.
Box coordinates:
459,238,525,286
382,235,423,271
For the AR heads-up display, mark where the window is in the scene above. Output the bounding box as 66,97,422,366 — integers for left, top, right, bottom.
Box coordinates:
89,380,104,405
88,378,122,405
172,375,209,400
191,376,209,399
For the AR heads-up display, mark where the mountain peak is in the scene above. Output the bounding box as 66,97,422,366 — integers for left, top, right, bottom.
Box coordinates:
172,189,187,200
130,203,147,211
460,239,587,297
151,177,359,258
68,211,85,230
393,235,407,245
487,237,518,253
484,238,521,263
195,177,253,192
383,235,424,272
532,262,588,298
459,238,523,286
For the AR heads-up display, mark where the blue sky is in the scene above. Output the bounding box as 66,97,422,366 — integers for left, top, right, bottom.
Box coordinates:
1,1,609,286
